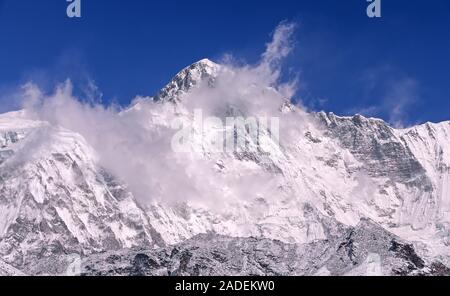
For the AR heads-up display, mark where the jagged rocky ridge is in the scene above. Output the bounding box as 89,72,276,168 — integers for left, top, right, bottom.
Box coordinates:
81,219,449,276
0,59,449,275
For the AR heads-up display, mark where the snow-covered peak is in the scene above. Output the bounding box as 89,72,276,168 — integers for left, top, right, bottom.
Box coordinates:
316,111,390,130
153,59,220,103
196,58,219,69
124,59,221,113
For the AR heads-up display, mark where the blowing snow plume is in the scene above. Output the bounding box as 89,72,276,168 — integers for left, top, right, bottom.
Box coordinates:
15,22,301,208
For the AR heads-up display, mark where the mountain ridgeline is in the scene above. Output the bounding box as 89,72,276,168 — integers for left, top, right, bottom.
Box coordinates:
0,60,448,275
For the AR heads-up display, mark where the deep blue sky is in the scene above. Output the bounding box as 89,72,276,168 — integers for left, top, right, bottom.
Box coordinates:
0,0,449,125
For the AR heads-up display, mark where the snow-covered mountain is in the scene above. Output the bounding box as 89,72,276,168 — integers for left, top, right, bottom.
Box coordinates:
0,59,448,275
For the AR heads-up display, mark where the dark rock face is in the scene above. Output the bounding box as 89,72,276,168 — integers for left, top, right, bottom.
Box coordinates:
337,231,358,265
132,253,160,276
429,262,450,276
389,240,425,270
316,112,431,188
1,132,19,147
79,219,448,276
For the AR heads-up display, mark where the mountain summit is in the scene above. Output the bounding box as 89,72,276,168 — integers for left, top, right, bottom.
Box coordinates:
153,59,220,103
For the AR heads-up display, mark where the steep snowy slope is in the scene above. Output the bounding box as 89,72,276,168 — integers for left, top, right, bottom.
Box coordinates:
0,112,164,274
399,121,450,222
393,122,450,263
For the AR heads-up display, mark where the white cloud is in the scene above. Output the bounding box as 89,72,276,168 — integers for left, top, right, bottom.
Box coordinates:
350,66,419,127
261,21,297,68
13,22,303,208
384,78,418,128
